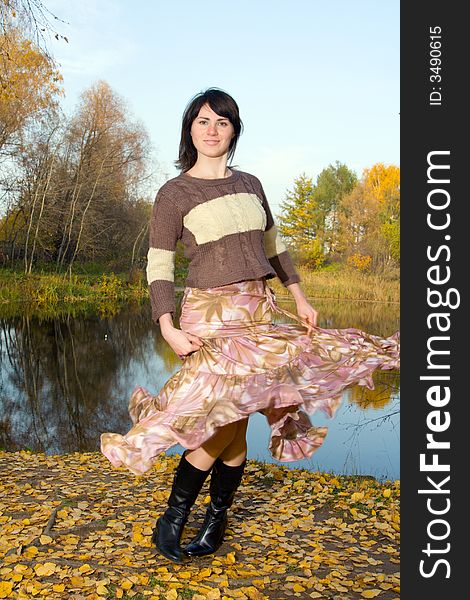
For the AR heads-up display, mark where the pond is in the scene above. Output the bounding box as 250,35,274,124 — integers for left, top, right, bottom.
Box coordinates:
0,295,400,481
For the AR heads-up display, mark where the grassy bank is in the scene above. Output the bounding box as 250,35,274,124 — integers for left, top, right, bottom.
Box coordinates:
0,450,399,600
274,266,400,304
0,270,147,306
0,264,399,309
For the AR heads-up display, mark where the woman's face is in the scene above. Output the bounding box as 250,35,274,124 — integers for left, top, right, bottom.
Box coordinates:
190,103,235,160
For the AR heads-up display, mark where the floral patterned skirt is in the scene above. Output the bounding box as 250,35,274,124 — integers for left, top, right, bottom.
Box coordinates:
100,277,400,475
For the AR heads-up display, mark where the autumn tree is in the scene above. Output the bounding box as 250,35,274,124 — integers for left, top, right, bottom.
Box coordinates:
1,0,67,57
1,80,153,271
51,81,151,272
337,182,379,256
337,163,400,271
0,26,62,154
363,163,400,264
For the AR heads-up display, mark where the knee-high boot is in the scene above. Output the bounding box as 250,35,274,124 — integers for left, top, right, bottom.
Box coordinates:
184,456,247,557
151,451,212,563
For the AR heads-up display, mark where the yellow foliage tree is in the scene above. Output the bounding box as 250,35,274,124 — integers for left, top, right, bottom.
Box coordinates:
363,163,400,264
363,163,400,221
338,163,400,269
0,26,63,151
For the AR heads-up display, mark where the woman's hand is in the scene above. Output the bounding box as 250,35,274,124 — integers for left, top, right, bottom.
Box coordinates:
295,297,319,334
285,283,319,334
161,325,204,360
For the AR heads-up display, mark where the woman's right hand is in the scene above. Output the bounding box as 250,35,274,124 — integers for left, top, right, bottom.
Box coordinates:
161,325,204,359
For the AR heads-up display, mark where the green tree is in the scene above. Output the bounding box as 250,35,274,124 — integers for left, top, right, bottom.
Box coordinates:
312,161,357,256
278,173,315,244
278,173,325,268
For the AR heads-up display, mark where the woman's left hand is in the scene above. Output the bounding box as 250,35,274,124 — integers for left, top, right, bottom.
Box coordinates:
295,297,319,334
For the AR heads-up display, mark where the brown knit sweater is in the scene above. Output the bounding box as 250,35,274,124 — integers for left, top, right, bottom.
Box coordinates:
147,169,301,324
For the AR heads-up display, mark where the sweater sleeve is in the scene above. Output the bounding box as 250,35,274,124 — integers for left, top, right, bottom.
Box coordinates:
255,179,301,287
146,187,184,324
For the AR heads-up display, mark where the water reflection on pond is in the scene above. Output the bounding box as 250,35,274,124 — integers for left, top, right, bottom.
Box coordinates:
0,295,400,481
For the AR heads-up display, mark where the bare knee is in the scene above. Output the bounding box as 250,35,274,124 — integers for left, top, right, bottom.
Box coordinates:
202,420,238,455
219,418,248,464
185,420,239,470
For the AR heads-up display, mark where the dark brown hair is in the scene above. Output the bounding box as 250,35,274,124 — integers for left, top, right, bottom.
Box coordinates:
175,88,243,172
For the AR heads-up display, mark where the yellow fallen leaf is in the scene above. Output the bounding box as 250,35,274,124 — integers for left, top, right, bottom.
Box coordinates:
78,563,93,573
96,584,108,596
34,562,57,576
13,565,28,573
333,584,349,593
199,568,212,577
178,572,192,579
243,588,263,600
293,584,306,592
379,583,394,590
361,590,382,598
40,535,53,544
121,580,134,590
52,584,65,592
351,492,364,502
0,582,14,599
164,590,178,600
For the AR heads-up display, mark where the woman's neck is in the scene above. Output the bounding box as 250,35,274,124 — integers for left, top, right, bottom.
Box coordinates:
186,157,231,180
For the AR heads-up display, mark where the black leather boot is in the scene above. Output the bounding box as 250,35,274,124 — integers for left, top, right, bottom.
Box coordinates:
151,451,212,563
184,456,247,557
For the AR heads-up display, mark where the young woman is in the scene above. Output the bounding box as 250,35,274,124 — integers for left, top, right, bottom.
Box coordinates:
101,88,400,563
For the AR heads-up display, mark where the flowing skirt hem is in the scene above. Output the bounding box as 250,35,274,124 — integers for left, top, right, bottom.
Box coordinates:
100,279,400,475
100,329,399,475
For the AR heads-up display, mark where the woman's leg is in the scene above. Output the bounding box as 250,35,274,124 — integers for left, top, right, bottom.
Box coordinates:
184,417,249,557
152,450,212,563
185,420,239,470
218,417,249,465
153,420,245,562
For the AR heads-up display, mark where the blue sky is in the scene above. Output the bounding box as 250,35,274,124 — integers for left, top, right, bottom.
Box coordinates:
46,0,399,213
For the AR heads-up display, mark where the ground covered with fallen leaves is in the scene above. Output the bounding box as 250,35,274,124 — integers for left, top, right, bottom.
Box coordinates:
0,451,400,599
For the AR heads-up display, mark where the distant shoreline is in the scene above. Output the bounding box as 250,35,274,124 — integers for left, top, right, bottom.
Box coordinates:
0,265,400,310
